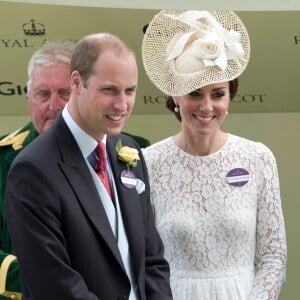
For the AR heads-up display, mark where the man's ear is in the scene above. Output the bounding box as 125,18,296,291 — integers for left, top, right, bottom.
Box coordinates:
70,71,82,95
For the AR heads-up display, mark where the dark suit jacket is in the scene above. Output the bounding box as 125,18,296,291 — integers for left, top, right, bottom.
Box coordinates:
5,115,172,300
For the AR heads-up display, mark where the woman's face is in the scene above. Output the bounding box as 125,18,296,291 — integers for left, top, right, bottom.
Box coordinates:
175,82,230,138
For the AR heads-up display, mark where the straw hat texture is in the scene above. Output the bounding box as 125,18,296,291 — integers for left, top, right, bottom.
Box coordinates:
142,10,250,96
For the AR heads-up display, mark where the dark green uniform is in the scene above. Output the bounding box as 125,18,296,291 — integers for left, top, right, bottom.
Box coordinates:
0,122,38,299
122,131,151,148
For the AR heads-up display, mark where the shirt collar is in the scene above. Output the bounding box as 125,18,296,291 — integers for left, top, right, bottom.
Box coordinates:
62,105,107,159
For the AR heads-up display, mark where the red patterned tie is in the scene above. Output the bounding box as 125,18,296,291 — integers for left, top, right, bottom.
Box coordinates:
95,142,112,199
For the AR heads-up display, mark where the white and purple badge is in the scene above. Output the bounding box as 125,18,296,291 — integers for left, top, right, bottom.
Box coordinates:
226,168,250,187
120,170,137,189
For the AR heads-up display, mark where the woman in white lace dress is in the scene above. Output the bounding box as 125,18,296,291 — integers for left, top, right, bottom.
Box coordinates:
141,10,286,299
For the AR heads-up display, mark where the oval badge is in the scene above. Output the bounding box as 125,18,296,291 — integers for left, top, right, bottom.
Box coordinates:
226,168,250,187
120,170,137,189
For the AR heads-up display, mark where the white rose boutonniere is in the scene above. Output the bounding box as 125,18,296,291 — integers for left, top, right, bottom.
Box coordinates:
115,139,140,169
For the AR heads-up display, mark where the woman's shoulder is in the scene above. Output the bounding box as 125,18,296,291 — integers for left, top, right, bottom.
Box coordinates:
141,137,174,167
229,134,275,157
143,136,173,154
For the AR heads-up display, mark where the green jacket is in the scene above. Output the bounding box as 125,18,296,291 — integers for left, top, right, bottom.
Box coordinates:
0,122,38,299
122,132,151,148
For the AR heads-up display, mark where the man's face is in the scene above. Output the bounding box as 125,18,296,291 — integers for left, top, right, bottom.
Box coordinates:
69,50,138,140
28,63,71,133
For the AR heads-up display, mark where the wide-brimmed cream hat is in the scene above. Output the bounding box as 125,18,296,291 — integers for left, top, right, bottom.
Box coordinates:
142,10,250,96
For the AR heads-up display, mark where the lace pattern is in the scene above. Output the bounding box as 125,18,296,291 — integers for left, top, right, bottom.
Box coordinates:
143,134,286,300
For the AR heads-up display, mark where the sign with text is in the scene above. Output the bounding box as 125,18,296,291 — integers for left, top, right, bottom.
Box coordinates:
0,1,299,115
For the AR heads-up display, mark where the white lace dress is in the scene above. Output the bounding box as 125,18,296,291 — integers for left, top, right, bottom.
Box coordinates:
143,134,286,300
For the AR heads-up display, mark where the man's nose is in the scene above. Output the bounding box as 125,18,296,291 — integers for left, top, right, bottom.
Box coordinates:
48,94,65,112
113,92,129,110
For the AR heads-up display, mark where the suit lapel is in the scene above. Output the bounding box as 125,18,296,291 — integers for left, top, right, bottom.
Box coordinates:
106,136,144,277
54,116,124,267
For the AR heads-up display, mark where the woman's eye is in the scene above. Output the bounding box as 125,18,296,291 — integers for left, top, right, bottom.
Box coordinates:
189,91,200,97
214,91,225,98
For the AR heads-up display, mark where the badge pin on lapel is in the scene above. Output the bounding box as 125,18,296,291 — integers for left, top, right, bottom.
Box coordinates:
120,170,137,189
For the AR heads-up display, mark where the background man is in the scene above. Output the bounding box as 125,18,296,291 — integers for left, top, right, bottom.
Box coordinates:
0,40,74,299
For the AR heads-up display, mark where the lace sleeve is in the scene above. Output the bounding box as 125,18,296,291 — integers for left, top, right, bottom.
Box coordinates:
249,144,287,300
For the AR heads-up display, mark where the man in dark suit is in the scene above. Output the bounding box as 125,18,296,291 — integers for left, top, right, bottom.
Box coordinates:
5,33,172,299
